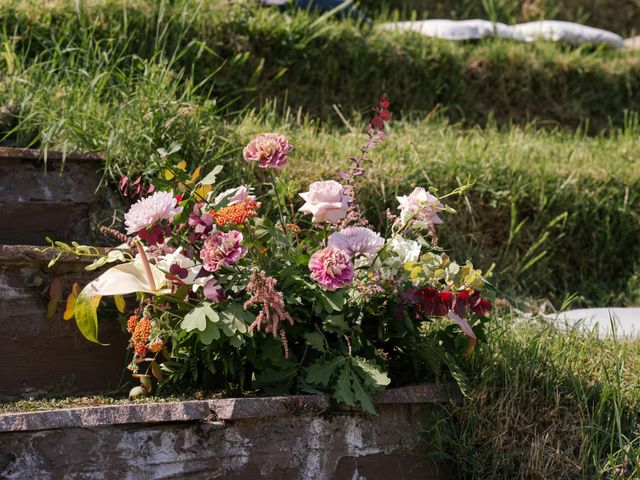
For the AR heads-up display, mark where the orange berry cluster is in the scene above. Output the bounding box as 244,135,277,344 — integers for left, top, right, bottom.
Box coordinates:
149,341,164,353
127,315,138,334
212,199,260,227
128,317,152,357
133,318,151,345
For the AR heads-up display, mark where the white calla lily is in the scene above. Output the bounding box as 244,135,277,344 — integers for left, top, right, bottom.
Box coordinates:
74,258,171,344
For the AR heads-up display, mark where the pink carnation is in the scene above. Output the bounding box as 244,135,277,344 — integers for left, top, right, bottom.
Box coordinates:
200,230,248,272
243,133,292,169
309,247,354,291
124,191,183,235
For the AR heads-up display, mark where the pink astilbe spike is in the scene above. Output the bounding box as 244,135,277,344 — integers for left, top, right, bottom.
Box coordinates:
244,270,294,357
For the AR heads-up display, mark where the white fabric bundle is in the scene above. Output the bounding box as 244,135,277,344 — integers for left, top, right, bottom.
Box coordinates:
547,308,640,339
379,19,522,41
513,21,623,48
379,19,624,49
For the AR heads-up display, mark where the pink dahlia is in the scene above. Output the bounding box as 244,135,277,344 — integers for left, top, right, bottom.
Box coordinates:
328,227,384,257
242,133,292,169
309,247,354,291
124,191,183,235
200,230,248,272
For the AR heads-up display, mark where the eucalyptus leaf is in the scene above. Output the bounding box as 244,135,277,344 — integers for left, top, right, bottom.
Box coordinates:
198,165,224,185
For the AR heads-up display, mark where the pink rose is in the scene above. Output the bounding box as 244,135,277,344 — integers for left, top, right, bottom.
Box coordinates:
396,187,444,228
299,180,350,224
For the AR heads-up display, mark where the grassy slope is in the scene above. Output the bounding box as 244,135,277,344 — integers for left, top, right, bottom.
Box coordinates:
426,316,640,479
2,1,640,132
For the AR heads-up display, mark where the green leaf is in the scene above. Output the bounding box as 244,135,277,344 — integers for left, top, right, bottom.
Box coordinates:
350,374,377,415
254,362,298,393
304,331,326,352
46,278,63,320
323,314,349,332
198,320,221,345
335,362,356,406
352,357,390,388
305,357,346,387
198,165,224,185
220,302,252,336
321,291,344,312
114,295,126,314
180,304,208,332
73,293,106,345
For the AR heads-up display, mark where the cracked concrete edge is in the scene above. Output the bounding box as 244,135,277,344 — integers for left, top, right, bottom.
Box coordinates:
0,383,460,433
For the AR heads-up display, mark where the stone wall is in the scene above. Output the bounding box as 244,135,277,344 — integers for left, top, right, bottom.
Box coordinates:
0,384,456,479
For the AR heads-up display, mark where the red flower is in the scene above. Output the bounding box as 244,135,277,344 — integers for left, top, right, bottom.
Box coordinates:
412,288,492,319
415,288,451,317
454,289,492,317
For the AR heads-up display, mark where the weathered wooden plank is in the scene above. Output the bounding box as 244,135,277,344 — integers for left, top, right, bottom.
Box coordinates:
0,245,128,399
0,147,103,245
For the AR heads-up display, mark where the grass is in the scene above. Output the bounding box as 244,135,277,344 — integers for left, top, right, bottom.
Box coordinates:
2,1,640,132
425,313,640,479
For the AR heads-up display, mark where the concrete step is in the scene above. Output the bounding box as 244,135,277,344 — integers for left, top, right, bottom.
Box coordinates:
0,147,103,245
0,245,127,399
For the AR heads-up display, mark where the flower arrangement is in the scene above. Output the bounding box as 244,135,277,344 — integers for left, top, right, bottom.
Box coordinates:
49,96,492,413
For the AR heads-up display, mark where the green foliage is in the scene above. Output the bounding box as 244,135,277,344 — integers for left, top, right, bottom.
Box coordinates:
305,355,390,414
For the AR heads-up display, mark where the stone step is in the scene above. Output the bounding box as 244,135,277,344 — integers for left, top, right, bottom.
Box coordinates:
0,245,127,399
0,147,103,245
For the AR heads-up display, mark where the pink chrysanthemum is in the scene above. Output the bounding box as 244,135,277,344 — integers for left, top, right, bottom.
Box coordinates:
309,247,355,291
328,227,384,257
124,191,183,235
242,133,292,169
200,230,248,272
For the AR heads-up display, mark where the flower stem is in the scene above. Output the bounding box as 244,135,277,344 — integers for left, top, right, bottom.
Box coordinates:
269,170,291,247
135,240,157,291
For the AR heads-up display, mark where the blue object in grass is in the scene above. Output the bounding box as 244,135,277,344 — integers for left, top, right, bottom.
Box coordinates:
260,0,371,24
